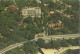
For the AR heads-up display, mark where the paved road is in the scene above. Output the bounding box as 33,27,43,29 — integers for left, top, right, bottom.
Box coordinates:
37,34,79,41
0,39,35,54
0,34,79,54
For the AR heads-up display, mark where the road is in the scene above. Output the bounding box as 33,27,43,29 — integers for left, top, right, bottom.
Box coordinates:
0,34,79,54
0,39,35,54
36,34,79,42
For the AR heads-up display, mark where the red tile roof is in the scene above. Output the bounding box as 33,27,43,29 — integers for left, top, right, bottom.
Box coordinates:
8,5,19,10
48,23,61,28
48,24,55,28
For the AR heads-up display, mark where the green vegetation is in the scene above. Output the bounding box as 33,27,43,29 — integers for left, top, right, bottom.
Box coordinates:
23,41,38,54
36,38,46,48
6,48,26,54
36,38,79,49
63,49,79,54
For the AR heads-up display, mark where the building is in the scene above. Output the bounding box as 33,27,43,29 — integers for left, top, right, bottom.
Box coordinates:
49,11,54,14
66,15,73,18
48,23,62,28
22,6,41,18
36,0,41,3
55,10,59,12
48,21,62,29
8,5,19,10
43,3,49,6
66,5,72,8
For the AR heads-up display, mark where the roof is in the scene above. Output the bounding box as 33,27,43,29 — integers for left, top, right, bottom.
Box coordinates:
48,23,61,28
66,5,72,7
55,10,59,12
67,15,73,18
8,5,19,10
44,3,49,6
49,11,54,14
22,6,41,9
48,24,55,27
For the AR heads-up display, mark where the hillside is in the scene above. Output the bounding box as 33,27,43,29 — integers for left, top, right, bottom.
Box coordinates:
0,0,79,54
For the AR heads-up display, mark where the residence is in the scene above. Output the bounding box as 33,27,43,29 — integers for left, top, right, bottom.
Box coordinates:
49,11,54,14
55,10,59,12
66,15,73,18
22,6,41,18
36,0,41,3
48,22,62,29
8,5,19,10
43,3,49,6
66,5,72,8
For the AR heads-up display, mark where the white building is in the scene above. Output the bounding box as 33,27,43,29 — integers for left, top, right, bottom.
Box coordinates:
36,0,41,3
22,7,41,18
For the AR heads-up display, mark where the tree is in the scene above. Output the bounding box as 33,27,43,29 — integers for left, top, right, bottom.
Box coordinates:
23,41,38,54
60,39,69,47
6,49,26,54
23,17,33,24
36,38,45,48
60,28,71,34
67,38,75,46
25,31,34,40
50,40,61,49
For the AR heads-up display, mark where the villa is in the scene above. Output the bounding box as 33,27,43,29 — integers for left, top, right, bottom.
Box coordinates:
22,6,41,18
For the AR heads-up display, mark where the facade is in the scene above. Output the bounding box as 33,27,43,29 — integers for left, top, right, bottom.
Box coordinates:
22,7,41,18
